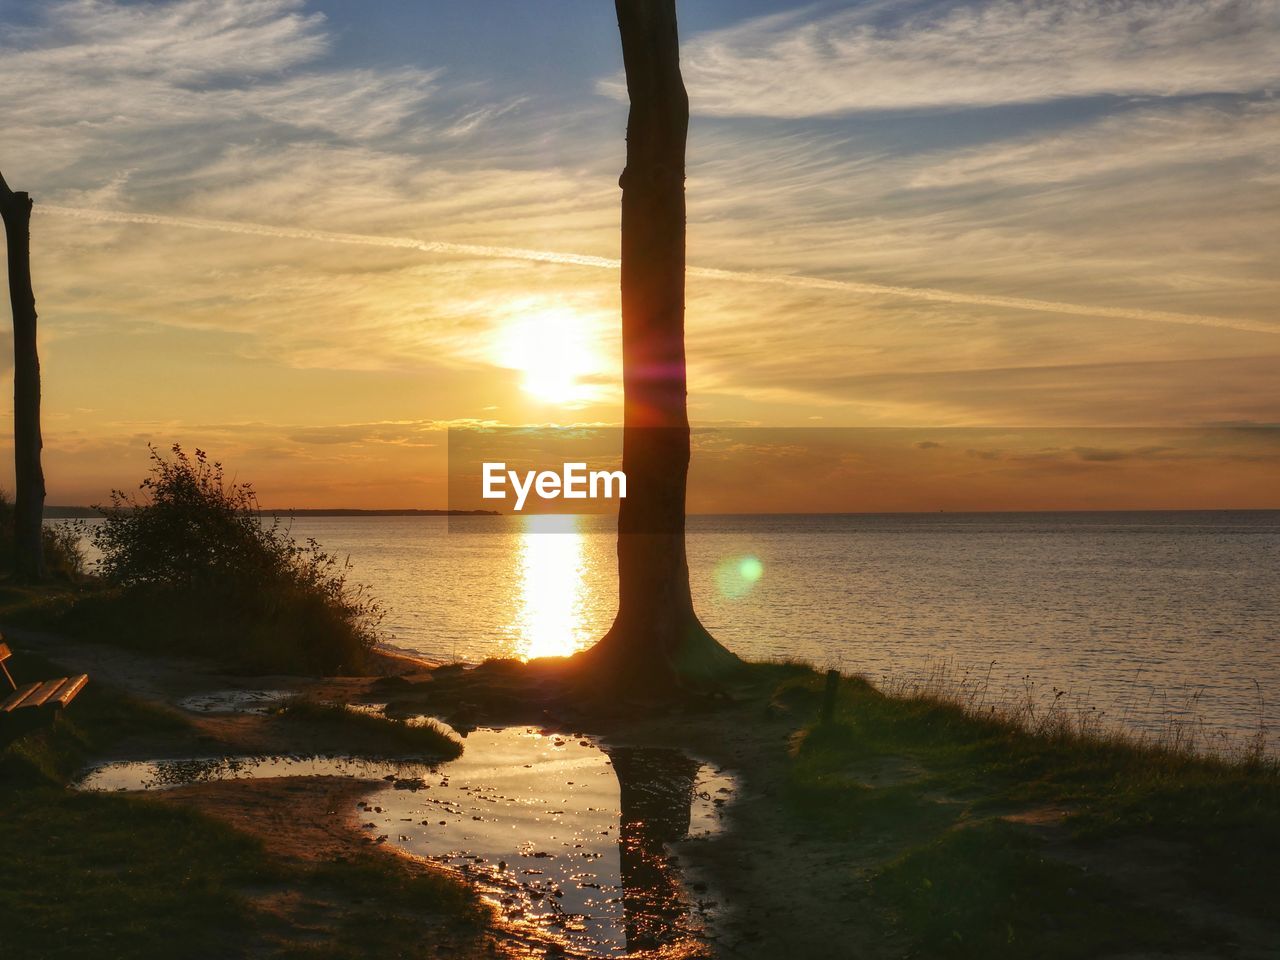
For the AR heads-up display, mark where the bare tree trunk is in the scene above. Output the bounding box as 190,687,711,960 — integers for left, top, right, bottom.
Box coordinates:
0,170,47,581
579,1,738,690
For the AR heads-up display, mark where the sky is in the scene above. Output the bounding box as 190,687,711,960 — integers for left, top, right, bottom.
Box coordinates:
0,0,1278,509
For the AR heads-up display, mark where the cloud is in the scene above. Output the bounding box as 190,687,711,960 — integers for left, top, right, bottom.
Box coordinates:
909,100,1280,188
1069,445,1175,462
8,0,328,81
763,355,1280,425
287,421,442,447
649,0,1280,117
41,203,1280,337
0,0,456,180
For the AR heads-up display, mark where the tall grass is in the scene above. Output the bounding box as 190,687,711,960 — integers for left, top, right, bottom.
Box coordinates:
872,656,1272,766
62,444,383,674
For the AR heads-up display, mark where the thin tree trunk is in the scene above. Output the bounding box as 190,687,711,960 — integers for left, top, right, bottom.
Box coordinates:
579,0,738,690
0,170,47,581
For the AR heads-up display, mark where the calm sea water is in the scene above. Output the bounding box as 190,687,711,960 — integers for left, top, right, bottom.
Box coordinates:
69,512,1280,750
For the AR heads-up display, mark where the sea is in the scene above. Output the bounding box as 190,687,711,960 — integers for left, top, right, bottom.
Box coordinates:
65,511,1280,752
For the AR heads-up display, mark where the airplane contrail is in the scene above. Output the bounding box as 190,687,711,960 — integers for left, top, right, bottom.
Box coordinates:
40,204,1280,336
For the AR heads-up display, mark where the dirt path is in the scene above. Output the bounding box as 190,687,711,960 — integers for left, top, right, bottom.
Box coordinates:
6,625,435,706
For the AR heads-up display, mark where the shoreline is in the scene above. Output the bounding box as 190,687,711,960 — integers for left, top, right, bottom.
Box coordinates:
4,617,1278,958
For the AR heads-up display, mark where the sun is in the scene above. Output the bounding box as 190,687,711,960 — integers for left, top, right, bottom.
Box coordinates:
496,308,605,406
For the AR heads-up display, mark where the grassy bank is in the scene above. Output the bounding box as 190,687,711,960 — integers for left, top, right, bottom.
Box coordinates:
365,654,1280,957
772,666,1279,957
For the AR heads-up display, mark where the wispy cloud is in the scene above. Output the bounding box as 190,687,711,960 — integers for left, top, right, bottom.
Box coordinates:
41,203,1280,337
640,0,1280,117
908,100,1280,188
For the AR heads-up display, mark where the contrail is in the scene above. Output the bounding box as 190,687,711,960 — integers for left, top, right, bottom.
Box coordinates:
40,204,1280,336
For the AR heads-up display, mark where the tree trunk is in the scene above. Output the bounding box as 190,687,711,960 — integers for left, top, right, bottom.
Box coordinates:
0,170,47,582
578,0,739,690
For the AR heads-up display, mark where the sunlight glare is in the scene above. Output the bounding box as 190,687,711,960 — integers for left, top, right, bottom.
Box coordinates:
509,514,595,659
497,308,604,405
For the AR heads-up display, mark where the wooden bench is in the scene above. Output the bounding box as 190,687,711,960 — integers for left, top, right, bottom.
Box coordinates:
0,637,89,717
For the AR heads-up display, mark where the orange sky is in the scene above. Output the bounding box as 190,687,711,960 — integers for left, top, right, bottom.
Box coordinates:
1,0,1278,510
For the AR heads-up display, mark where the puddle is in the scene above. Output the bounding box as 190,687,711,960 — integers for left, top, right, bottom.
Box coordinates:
368,728,733,956
177,689,293,714
75,726,735,956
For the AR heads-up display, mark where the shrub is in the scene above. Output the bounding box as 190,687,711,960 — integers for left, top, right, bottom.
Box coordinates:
0,490,85,581
79,444,381,673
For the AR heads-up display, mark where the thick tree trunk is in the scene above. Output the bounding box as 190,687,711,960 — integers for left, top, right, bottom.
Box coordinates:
0,171,47,581
578,1,739,690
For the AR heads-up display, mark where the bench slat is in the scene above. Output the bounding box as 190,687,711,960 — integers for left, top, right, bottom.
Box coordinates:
15,677,71,709
50,674,89,708
0,642,11,663
2,682,41,712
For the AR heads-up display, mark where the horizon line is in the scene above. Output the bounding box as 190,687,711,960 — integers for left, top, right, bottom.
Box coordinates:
45,505,1280,516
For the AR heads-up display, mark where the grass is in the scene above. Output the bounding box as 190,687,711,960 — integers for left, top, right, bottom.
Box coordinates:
1,790,266,959
873,820,1193,958
0,654,495,959
54,581,376,675
0,576,375,676
766,664,1280,958
0,650,187,788
272,698,464,759
1,785,495,960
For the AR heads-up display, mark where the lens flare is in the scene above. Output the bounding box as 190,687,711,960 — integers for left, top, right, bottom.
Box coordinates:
715,554,764,599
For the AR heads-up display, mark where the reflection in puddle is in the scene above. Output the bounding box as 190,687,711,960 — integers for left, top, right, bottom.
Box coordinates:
381,729,733,956
74,726,734,956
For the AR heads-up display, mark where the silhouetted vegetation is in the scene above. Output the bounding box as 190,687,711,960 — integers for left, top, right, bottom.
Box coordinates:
66,444,382,673
0,490,83,581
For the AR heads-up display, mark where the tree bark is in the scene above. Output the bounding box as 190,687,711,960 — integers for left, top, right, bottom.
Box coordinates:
0,170,47,581
578,0,739,690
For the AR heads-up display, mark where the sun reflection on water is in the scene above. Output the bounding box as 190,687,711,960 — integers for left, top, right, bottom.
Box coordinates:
508,514,596,660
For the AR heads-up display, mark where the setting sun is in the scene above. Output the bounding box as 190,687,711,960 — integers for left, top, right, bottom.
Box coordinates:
496,308,607,406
